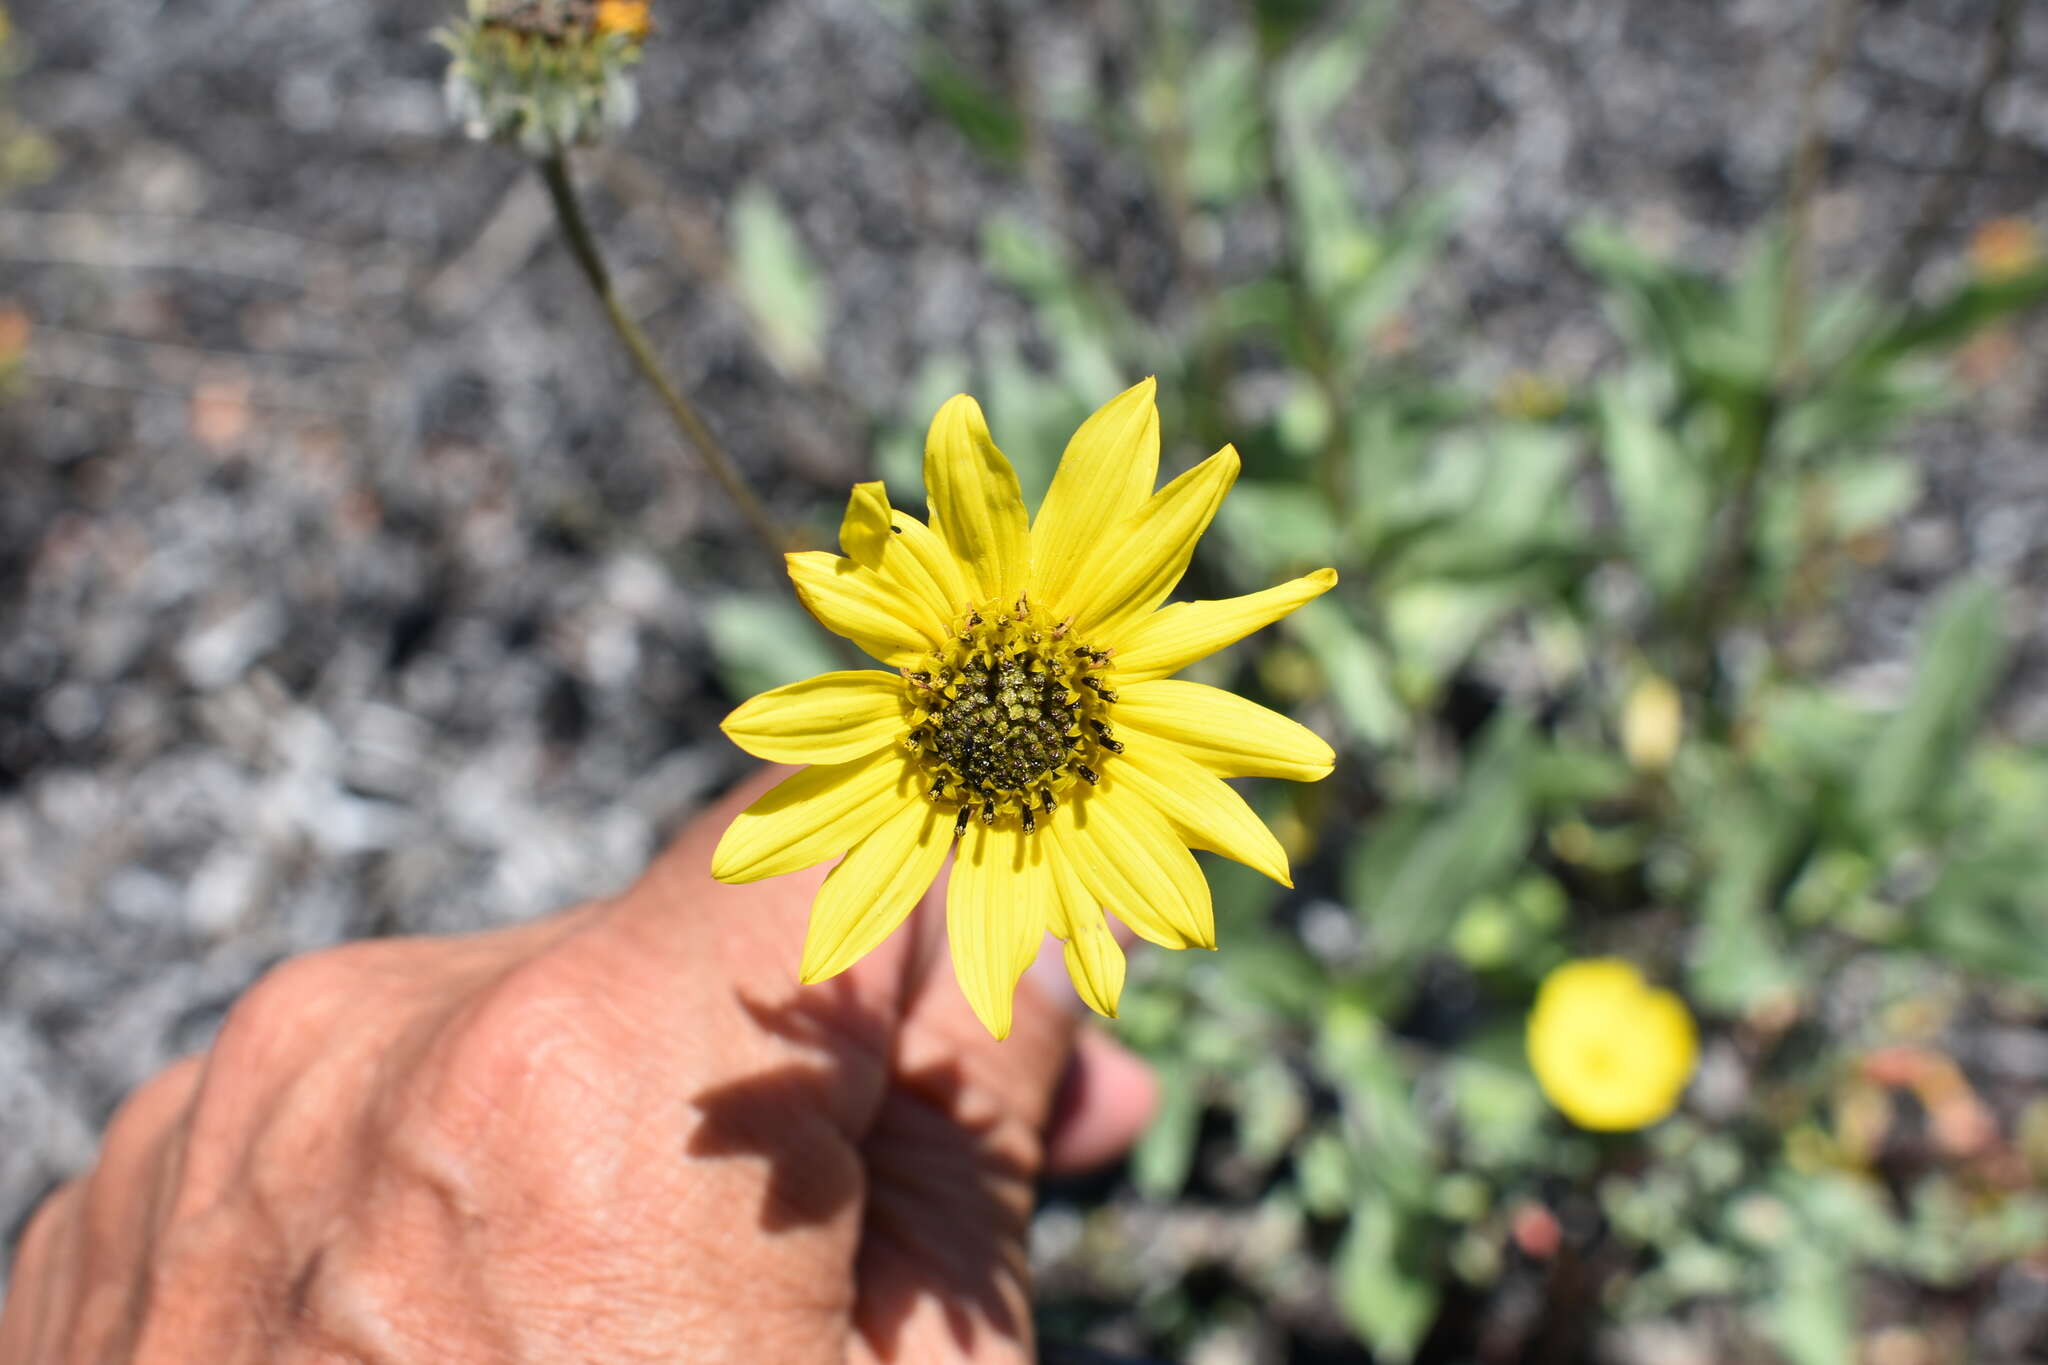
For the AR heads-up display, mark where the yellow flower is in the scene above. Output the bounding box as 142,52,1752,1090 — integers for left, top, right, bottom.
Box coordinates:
713,380,1338,1037
592,1,651,41
1527,958,1697,1131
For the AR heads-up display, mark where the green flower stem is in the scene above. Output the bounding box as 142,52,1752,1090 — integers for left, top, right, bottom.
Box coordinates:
538,150,793,568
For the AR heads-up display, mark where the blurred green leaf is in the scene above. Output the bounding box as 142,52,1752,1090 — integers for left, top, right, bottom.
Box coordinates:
1917,858,2048,991
1217,931,1328,1020
1763,1249,1854,1365
1346,714,1533,976
728,183,831,380
980,214,1133,399
704,591,839,702
1572,223,1724,384
1334,1198,1438,1363
1382,580,1518,703
1779,370,1951,463
917,48,1024,164
1856,580,2006,832
1285,598,1407,746
1216,480,1342,572
1181,37,1263,203
876,351,972,493
1852,263,2048,372
1521,742,1634,809
1296,1124,1358,1217
1314,1004,1436,1204
1753,683,1878,791
1596,380,1711,599
1233,1058,1307,1166
1686,770,1802,1012
1447,1042,1549,1167
1819,456,1920,538
1377,424,1585,585
1132,1061,1204,1199
1254,0,1339,55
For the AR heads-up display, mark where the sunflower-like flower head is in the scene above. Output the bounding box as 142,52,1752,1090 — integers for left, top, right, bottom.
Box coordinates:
437,0,649,155
713,381,1339,1037
1526,958,1698,1131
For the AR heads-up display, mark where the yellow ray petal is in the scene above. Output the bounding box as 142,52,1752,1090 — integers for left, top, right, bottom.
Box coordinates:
1046,790,1215,950
839,480,895,567
1046,848,1126,1019
925,394,1029,604
1115,679,1335,781
947,820,1051,1040
786,551,937,667
711,746,910,883
1031,379,1160,609
720,670,907,766
1062,923,1126,1019
1069,446,1239,640
799,797,951,984
1110,568,1338,682
1107,740,1292,887
838,482,975,631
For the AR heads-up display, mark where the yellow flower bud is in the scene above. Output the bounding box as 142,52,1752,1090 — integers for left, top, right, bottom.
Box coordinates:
1621,673,1682,773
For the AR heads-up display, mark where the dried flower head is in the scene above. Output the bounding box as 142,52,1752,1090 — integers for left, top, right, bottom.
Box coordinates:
437,0,647,155
1968,217,2040,284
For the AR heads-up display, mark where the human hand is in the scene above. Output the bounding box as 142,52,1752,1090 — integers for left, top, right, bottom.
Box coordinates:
0,770,1158,1364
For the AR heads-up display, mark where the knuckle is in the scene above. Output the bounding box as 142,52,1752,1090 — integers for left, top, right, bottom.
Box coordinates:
98,1057,202,1170
413,954,643,1175
216,955,345,1052
449,956,625,1102
14,1178,79,1275
211,943,397,1069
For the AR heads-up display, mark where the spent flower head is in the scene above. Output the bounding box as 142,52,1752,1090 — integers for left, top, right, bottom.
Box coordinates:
1968,217,2040,283
713,381,1339,1037
438,0,648,156
1527,958,1698,1131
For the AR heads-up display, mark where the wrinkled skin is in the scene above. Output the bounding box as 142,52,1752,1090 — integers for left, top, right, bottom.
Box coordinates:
0,772,1156,1363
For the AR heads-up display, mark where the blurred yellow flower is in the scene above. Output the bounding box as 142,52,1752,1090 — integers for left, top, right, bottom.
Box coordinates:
713,380,1338,1038
1527,958,1697,1131
592,1,651,41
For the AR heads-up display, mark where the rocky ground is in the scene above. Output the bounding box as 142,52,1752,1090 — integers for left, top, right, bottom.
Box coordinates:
2,0,2044,1353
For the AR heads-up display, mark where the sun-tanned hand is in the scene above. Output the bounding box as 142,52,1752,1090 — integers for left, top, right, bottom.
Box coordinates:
0,771,1158,1364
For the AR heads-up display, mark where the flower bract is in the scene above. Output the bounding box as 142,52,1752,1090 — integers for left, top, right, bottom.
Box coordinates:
1526,958,1698,1131
438,0,647,155
713,380,1338,1037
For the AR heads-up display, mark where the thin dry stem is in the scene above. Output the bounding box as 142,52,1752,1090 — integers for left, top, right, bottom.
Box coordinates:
538,151,793,566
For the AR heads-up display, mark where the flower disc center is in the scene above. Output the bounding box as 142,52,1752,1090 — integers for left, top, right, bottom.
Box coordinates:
903,596,1121,835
